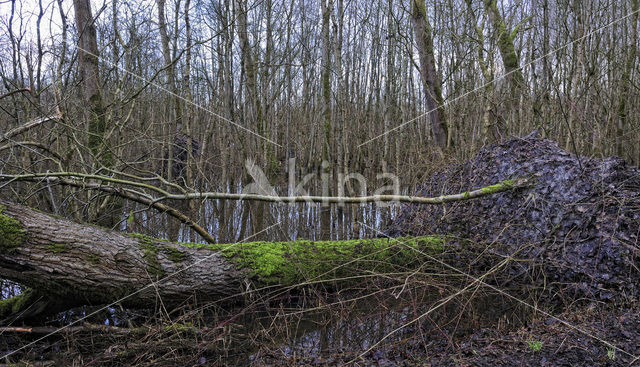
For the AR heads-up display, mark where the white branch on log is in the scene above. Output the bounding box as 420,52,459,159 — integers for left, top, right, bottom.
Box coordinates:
0,172,530,205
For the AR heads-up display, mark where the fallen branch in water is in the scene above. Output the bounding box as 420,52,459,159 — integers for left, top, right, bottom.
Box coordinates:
0,324,144,335
0,172,531,205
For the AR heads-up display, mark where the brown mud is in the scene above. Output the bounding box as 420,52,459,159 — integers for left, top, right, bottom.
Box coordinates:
381,133,640,366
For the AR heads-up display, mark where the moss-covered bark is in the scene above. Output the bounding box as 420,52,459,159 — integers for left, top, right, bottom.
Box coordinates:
0,205,26,254
0,289,68,323
184,236,446,286
0,289,34,317
73,0,111,168
484,0,525,92
0,199,455,321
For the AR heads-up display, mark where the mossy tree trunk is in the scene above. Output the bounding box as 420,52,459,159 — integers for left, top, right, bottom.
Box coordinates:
73,0,111,168
482,0,528,139
0,199,446,323
0,199,242,322
483,0,525,94
466,0,503,145
616,0,639,157
73,0,122,227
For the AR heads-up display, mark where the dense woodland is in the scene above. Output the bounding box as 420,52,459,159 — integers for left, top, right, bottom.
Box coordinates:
0,0,640,364
1,0,639,186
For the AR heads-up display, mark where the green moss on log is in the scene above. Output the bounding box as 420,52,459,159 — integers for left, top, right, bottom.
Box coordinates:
129,233,165,278
481,179,515,194
139,243,164,278
128,232,185,274
162,246,185,262
502,179,515,187
127,232,167,244
164,321,196,334
46,243,67,254
183,236,446,286
0,205,26,254
124,232,448,286
0,289,34,317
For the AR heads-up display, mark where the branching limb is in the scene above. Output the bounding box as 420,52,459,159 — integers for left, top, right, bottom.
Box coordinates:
1,111,62,142
0,172,529,205
161,177,530,204
2,175,216,243
0,173,530,245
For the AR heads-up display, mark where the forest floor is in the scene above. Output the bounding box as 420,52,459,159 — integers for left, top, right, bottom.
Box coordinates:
416,303,640,366
245,302,639,366
3,298,637,365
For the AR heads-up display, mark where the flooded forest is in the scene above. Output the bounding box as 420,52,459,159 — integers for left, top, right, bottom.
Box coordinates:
1,0,639,365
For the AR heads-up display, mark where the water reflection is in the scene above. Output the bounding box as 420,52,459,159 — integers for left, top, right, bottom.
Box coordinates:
0,280,21,300
123,182,401,243
231,292,531,364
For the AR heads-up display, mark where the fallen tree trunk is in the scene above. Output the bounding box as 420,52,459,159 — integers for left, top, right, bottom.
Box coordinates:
0,199,242,320
0,199,449,322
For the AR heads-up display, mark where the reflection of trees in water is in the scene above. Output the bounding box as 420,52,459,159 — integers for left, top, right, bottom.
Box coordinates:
237,292,529,363
124,189,399,244
161,133,201,182
0,280,22,300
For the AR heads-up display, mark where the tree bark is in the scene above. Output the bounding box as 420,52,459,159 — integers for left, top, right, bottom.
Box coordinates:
483,0,525,93
465,0,500,145
156,0,183,183
320,0,333,240
236,0,264,156
0,199,242,321
411,0,449,150
73,0,124,228
616,0,639,157
73,0,111,168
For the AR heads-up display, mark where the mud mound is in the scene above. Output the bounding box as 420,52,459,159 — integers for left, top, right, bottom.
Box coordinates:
423,303,640,366
388,133,640,300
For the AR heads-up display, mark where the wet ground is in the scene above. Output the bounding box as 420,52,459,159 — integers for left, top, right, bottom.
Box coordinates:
423,303,640,366
244,301,640,366
2,298,638,365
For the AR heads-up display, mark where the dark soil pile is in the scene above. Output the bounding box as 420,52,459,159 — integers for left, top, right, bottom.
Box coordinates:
388,133,640,301
421,302,640,366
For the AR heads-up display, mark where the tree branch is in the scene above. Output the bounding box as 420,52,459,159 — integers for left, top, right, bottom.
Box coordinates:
0,172,531,205
1,111,62,142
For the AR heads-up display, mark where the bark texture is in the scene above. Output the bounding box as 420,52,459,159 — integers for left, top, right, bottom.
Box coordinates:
483,0,525,93
0,199,242,314
73,0,111,167
411,0,449,149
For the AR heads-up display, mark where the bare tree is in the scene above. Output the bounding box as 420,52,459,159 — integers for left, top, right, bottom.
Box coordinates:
616,0,639,156
73,0,111,167
411,0,449,150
